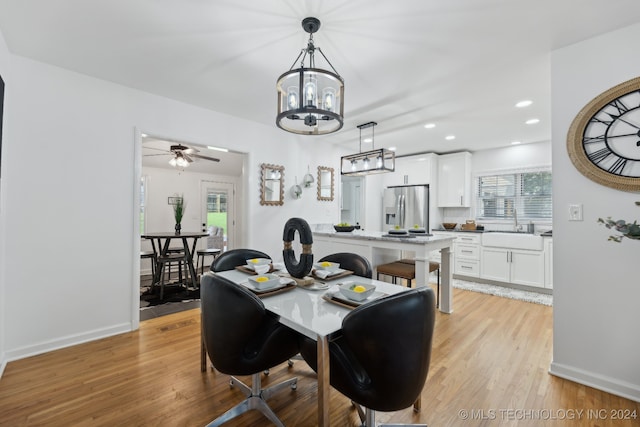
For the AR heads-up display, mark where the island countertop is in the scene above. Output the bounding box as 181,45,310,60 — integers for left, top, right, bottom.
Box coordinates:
312,229,455,245
312,229,455,313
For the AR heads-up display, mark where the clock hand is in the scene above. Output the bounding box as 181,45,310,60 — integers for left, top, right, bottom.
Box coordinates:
604,132,640,139
614,116,640,130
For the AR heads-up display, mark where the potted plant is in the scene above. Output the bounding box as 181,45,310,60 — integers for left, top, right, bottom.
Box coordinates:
173,196,185,234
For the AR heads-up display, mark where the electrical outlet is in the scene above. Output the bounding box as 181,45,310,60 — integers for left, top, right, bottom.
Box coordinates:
568,204,583,221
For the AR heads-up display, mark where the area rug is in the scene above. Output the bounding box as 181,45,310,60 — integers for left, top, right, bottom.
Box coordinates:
452,279,553,306
140,285,200,308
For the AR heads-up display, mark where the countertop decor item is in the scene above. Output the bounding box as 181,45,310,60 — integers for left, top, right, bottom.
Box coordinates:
567,76,640,192
276,17,344,136
442,222,457,230
597,201,640,242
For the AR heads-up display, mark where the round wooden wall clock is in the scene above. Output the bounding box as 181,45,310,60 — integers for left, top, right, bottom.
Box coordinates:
567,76,640,192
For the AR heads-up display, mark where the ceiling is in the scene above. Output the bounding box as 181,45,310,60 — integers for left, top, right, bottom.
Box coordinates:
141,136,244,175
2,1,640,157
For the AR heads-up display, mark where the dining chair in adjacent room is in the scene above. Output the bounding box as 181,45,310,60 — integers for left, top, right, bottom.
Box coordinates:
318,252,373,278
299,287,436,427
200,274,299,427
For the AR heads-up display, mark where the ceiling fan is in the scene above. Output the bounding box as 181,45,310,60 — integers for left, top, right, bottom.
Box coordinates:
144,144,220,168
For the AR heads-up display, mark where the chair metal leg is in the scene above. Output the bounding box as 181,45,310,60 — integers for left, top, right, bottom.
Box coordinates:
206,372,297,427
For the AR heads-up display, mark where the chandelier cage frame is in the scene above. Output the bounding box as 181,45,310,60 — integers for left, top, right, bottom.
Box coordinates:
276,17,345,135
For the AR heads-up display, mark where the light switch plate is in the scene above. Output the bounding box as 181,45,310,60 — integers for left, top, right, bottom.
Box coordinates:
568,204,583,221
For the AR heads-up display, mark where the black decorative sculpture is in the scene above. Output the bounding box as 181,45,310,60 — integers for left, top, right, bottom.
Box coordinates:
282,217,314,278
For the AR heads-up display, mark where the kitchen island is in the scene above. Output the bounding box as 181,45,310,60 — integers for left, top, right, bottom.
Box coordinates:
312,229,455,313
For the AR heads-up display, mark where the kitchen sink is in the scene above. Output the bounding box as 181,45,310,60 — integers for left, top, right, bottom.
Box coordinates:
482,232,543,250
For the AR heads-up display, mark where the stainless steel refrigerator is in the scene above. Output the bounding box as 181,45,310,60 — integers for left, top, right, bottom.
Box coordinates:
382,184,430,231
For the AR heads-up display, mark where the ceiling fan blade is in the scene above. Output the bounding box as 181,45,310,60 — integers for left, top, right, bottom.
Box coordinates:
183,153,194,163
183,147,199,154
143,153,171,157
193,153,220,162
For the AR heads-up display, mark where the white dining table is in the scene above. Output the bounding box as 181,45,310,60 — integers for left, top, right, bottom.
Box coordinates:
215,269,409,427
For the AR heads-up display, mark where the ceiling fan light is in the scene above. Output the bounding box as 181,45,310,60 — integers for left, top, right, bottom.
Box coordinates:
169,157,177,167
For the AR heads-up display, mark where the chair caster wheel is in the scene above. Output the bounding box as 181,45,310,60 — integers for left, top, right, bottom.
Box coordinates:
263,369,270,376
288,360,294,367
229,379,234,388
291,383,297,390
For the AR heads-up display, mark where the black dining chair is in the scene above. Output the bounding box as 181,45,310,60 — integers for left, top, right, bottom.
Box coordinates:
201,274,300,427
201,248,273,372
318,252,373,278
210,248,271,272
299,287,436,427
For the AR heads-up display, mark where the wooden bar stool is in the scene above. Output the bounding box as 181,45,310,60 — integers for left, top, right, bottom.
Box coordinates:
377,259,441,307
196,248,222,276
376,261,416,287
140,250,157,280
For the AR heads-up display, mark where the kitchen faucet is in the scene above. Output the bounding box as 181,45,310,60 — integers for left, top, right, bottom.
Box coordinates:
514,208,520,232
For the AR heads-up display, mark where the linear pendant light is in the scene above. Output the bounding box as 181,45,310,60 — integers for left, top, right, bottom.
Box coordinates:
341,122,395,176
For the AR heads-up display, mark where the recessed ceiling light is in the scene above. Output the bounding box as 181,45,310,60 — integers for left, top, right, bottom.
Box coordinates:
511,141,522,145
207,146,229,152
417,157,427,161
445,135,456,140
363,138,373,143
515,100,533,108
388,146,397,151
525,118,540,125
424,123,436,129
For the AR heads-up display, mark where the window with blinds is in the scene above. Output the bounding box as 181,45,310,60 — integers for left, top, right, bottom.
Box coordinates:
476,171,552,220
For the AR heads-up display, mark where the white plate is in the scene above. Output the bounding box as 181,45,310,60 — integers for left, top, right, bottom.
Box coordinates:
299,281,329,291
243,278,292,293
313,267,346,278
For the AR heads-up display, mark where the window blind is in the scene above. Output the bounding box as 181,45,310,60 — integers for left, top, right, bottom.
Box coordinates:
476,171,552,220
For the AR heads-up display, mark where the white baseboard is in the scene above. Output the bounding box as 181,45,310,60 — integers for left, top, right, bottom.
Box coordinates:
4,322,132,364
549,361,640,403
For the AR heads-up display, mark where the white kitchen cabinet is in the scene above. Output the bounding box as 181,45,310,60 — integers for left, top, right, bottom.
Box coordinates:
382,154,437,187
481,247,545,288
454,232,480,277
437,151,471,207
544,237,553,289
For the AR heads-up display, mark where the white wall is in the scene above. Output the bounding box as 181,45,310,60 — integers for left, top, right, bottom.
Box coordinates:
1,54,342,361
550,23,640,401
0,27,10,375
471,141,551,174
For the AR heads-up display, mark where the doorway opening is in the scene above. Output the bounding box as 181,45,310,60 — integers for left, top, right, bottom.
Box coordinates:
137,133,245,321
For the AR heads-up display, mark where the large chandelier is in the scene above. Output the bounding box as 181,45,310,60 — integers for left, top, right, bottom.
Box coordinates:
276,17,344,135
341,122,395,176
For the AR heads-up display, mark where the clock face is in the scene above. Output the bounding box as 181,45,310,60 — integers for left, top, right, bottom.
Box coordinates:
567,76,640,191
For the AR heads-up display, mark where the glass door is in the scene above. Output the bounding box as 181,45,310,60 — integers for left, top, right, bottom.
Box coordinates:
200,181,235,251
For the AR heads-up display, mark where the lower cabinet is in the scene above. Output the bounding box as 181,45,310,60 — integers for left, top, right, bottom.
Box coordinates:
481,247,545,288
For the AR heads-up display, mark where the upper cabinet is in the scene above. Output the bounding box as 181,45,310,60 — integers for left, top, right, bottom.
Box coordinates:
438,152,471,207
382,154,438,187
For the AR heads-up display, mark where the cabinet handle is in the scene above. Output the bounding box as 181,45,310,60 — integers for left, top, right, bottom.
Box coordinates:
461,265,472,269
461,250,473,254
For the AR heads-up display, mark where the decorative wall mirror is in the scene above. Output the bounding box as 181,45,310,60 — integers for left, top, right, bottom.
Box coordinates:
260,163,285,206
317,166,334,201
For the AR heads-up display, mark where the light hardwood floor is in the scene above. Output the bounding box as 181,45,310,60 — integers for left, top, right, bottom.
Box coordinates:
1,286,638,426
